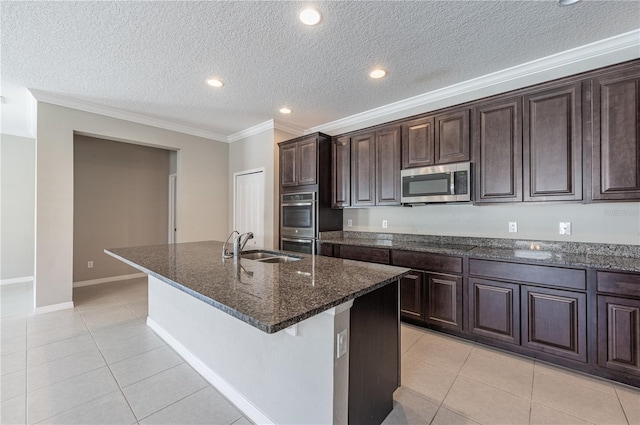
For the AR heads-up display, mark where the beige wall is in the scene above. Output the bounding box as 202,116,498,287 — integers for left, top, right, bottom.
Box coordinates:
35,102,229,309
1,134,35,281
343,202,640,244
73,135,170,282
228,128,296,250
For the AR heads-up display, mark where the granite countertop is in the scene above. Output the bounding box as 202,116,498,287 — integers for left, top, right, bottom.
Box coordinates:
105,241,410,334
320,232,640,273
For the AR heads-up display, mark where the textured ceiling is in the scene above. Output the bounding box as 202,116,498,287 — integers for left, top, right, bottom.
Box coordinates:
1,1,639,139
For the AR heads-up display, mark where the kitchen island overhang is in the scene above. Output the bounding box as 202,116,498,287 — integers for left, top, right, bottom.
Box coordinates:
105,241,409,425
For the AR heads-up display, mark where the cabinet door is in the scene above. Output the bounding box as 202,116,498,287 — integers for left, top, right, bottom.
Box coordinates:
591,66,640,200
401,117,434,169
426,273,462,332
401,271,424,321
469,278,520,345
296,137,317,186
376,126,402,206
435,109,470,164
523,82,582,201
280,143,297,187
473,97,523,203
598,295,640,376
332,136,351,208
351,132,376,206
521,286,586,362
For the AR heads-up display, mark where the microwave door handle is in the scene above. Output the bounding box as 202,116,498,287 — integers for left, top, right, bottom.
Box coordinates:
450,172,455,195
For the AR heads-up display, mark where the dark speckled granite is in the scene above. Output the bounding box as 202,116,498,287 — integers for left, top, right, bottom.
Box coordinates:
320,231,640,272
105,241,409,334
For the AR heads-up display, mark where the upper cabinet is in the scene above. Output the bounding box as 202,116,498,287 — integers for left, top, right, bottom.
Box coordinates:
280,136,317,188
523,82,583,202
473,96,523,204
279,133,334,193
332,136,351,208
345,126,401,207
590,64,640,201
401,108,470,169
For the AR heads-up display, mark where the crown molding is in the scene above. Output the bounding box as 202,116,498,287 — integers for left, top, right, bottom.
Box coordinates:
28,89,228,142
273,121,305,137
227,119,275,143
306,29,640,135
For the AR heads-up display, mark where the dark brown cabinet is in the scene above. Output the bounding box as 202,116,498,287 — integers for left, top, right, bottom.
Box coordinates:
401,116,435,169
400,271,424,321
401,109,470,169
435,108,470,164
332,136,351,208
596,271,640,377
590,65,640,201
521,285,587,362
425,272,463,332
279,136,317,188
473,96,523,203
523,82,583,201
469,277,520,345
351,127,401,207
597,296,640,376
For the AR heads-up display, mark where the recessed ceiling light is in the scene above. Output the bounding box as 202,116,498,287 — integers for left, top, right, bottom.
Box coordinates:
558,0,581,5
299,8,321,25
370,69,387,79
206,79,223,88
279,107,292,114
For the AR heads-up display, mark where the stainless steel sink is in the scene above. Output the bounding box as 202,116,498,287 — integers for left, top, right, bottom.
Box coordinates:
242,250,301,263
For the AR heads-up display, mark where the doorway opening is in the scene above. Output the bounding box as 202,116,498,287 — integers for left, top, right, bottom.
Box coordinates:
233,169,265,250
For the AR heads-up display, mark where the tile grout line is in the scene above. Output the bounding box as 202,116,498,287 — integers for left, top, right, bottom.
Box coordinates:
612,386,632,425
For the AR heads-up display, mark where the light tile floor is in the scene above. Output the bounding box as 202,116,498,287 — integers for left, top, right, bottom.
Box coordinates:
2,278,639,425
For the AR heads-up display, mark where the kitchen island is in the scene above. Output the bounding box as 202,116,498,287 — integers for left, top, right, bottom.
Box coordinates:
106,241,409,425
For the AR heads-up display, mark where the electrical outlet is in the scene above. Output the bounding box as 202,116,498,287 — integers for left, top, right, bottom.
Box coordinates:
337,329,348,359
508,222,518,233
347,219,352,227
87,261,93,269
382,220,388,229
559,222,572,235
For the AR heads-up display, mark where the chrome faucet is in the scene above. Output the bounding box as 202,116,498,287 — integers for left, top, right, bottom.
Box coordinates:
222,230,254,259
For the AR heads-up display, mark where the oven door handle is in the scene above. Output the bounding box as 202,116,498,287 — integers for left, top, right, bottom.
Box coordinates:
281,237,314,244
282,202,314,207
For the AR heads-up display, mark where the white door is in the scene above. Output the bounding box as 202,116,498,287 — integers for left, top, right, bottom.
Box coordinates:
234,170,264,249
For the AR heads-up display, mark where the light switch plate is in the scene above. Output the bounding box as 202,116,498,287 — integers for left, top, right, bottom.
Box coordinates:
337,329,348,358
347,219,352,227
508,222,518,233
382,220,388,229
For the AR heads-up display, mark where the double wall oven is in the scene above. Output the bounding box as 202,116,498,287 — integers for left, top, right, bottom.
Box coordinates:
280,192,316,254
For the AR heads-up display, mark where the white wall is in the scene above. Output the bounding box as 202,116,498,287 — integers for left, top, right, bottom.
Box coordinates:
0,134,35,281
344,202,640,245
228,128,296,250
35,102,229,310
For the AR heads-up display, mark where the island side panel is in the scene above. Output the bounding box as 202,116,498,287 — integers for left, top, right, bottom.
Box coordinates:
348,280,400,425
146,275,342,425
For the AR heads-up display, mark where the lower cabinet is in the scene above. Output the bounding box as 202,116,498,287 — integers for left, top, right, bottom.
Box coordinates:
400,271,424,321
597,295,640,376
521,286,587,362
469,278,520,345
425,272,463,332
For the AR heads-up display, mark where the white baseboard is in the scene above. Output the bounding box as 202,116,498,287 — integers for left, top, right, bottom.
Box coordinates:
73,273,146,288
0,276,34,285
34,301,74,315
146,317,274,425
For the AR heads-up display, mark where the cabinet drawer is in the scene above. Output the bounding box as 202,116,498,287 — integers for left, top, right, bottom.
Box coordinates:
597,271,640,298
392,250,462,274
469,259,586,291
339,245,390,264
319,243,334,257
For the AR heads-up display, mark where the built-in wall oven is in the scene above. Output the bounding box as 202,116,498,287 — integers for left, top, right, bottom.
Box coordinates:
280,192,316,254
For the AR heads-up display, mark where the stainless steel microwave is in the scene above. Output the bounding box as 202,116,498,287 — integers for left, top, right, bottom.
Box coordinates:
401,162,471,204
